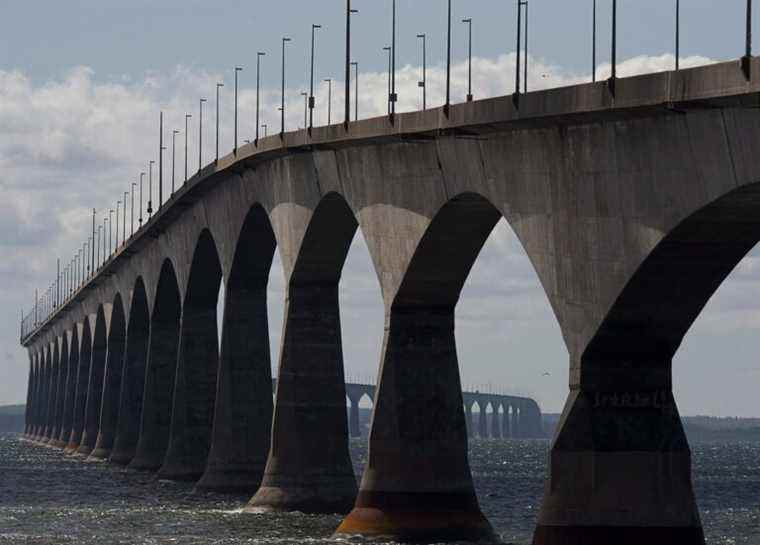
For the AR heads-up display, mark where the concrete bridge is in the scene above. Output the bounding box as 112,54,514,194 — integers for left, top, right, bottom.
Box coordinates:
18,57,760,544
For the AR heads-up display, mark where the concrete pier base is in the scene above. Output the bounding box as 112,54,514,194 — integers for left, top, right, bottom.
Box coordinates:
337,308,494,542
247,284,357,514
533,386,704,545
196,283,273,494
129,263,181,471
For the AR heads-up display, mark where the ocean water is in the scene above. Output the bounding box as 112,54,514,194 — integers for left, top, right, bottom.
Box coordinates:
0,434,758,544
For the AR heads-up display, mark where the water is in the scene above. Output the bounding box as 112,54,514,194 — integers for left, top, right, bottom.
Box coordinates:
0,435,758,544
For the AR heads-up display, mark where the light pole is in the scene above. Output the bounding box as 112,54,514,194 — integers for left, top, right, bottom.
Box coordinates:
199,98,207,172
97,226,101,268
281,37,291,136
324,78,333,125
301,92,308,128
516,0,523,97
216,82,224,162
390,0,397,117
611,0,617,85
184,114,191,183
351,61,359,121
139,172,145,226
346,2,359,127
256,52,265,144
234,67,243,154
463,18,473,101
524,1,529,93
159,111,164,209
417,34,426,110
123,191,128,245
383,46,392,115
102,218,107,262
109,209,114,255
592,0,597,82
91,208,96,273
148,160,155,217
115,201,120,249
309,24,321,131
675,0,680,71
172,130,179,194
446,0,451,112
131,182,136,236
262,123,268,137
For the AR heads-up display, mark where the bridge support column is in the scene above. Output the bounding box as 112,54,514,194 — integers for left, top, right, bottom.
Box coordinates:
491,405,502,439
248,283,356,514
533,365,704,545
337,308,493,542
511,406,519,439
478,403,488,439
129,312,180,471
91,327,125,460
197,283,273,493
42,351,55,443
158,305,218,482
111,313,150,465
50,344,69,448
78,335,106,456
348,393,361,438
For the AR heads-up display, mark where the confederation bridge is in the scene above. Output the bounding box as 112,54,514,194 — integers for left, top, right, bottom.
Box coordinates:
17,51,760,543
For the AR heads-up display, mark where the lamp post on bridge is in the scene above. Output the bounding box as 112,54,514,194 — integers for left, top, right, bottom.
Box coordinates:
131,183,136,236
97,226,101,268
199,98,207,172
102,217,107,262
172,130,179,195
445,0,451,114
417,34,426,110
262,123,268,137
216,82,224,162
139,172,145,227
281,37,291,136
675,0,680,71
345,1,359,128
744,0,753,78
234,67,243,154
389,0,397,118
148,160,155,218
383,46,392,115
115,201,120,250
184,114,191,184
324,78,333,125
91,208,96,274
109,209,114,256
309,24,321,132
463,18,473,102
610,0,617,89
123,192,128,245
159,111,164,209
256,52,265,145
592,0,597,82
351,61,359,121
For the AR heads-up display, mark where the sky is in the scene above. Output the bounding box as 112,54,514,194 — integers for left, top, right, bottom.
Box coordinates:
1,1,760,417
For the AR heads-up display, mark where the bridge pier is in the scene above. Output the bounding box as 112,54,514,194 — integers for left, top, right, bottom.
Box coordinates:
41,347,55,443
490,403,502,439
129,307,180,470
248,283,357,513
478,402,488,439
91,305,126,460
197,283,273,493
337,308,493,542
533,367,703,545
78,313,106,456
347,392,361,438
65,325,91,454
111,285,150,466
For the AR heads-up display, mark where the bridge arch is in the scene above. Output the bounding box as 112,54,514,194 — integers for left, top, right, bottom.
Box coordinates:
66,317,92,453
159,229,223,481
199,204,277,492
51,332,70,447
130,260,181,471
541,182,760,543
92,293,126,459
111,277,150,465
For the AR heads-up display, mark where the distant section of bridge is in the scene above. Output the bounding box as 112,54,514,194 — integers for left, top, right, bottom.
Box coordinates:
19,56,760,545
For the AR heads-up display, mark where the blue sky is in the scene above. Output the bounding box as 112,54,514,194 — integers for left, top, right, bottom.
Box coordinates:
1,1,760,416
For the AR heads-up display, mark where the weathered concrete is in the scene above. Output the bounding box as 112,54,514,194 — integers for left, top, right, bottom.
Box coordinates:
130,261,181,471
24,58,760,543
110,280,149,465
77,309,107,456
197,206,276,493
249,193,358,514
91,296,126,459
158,231,222,482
